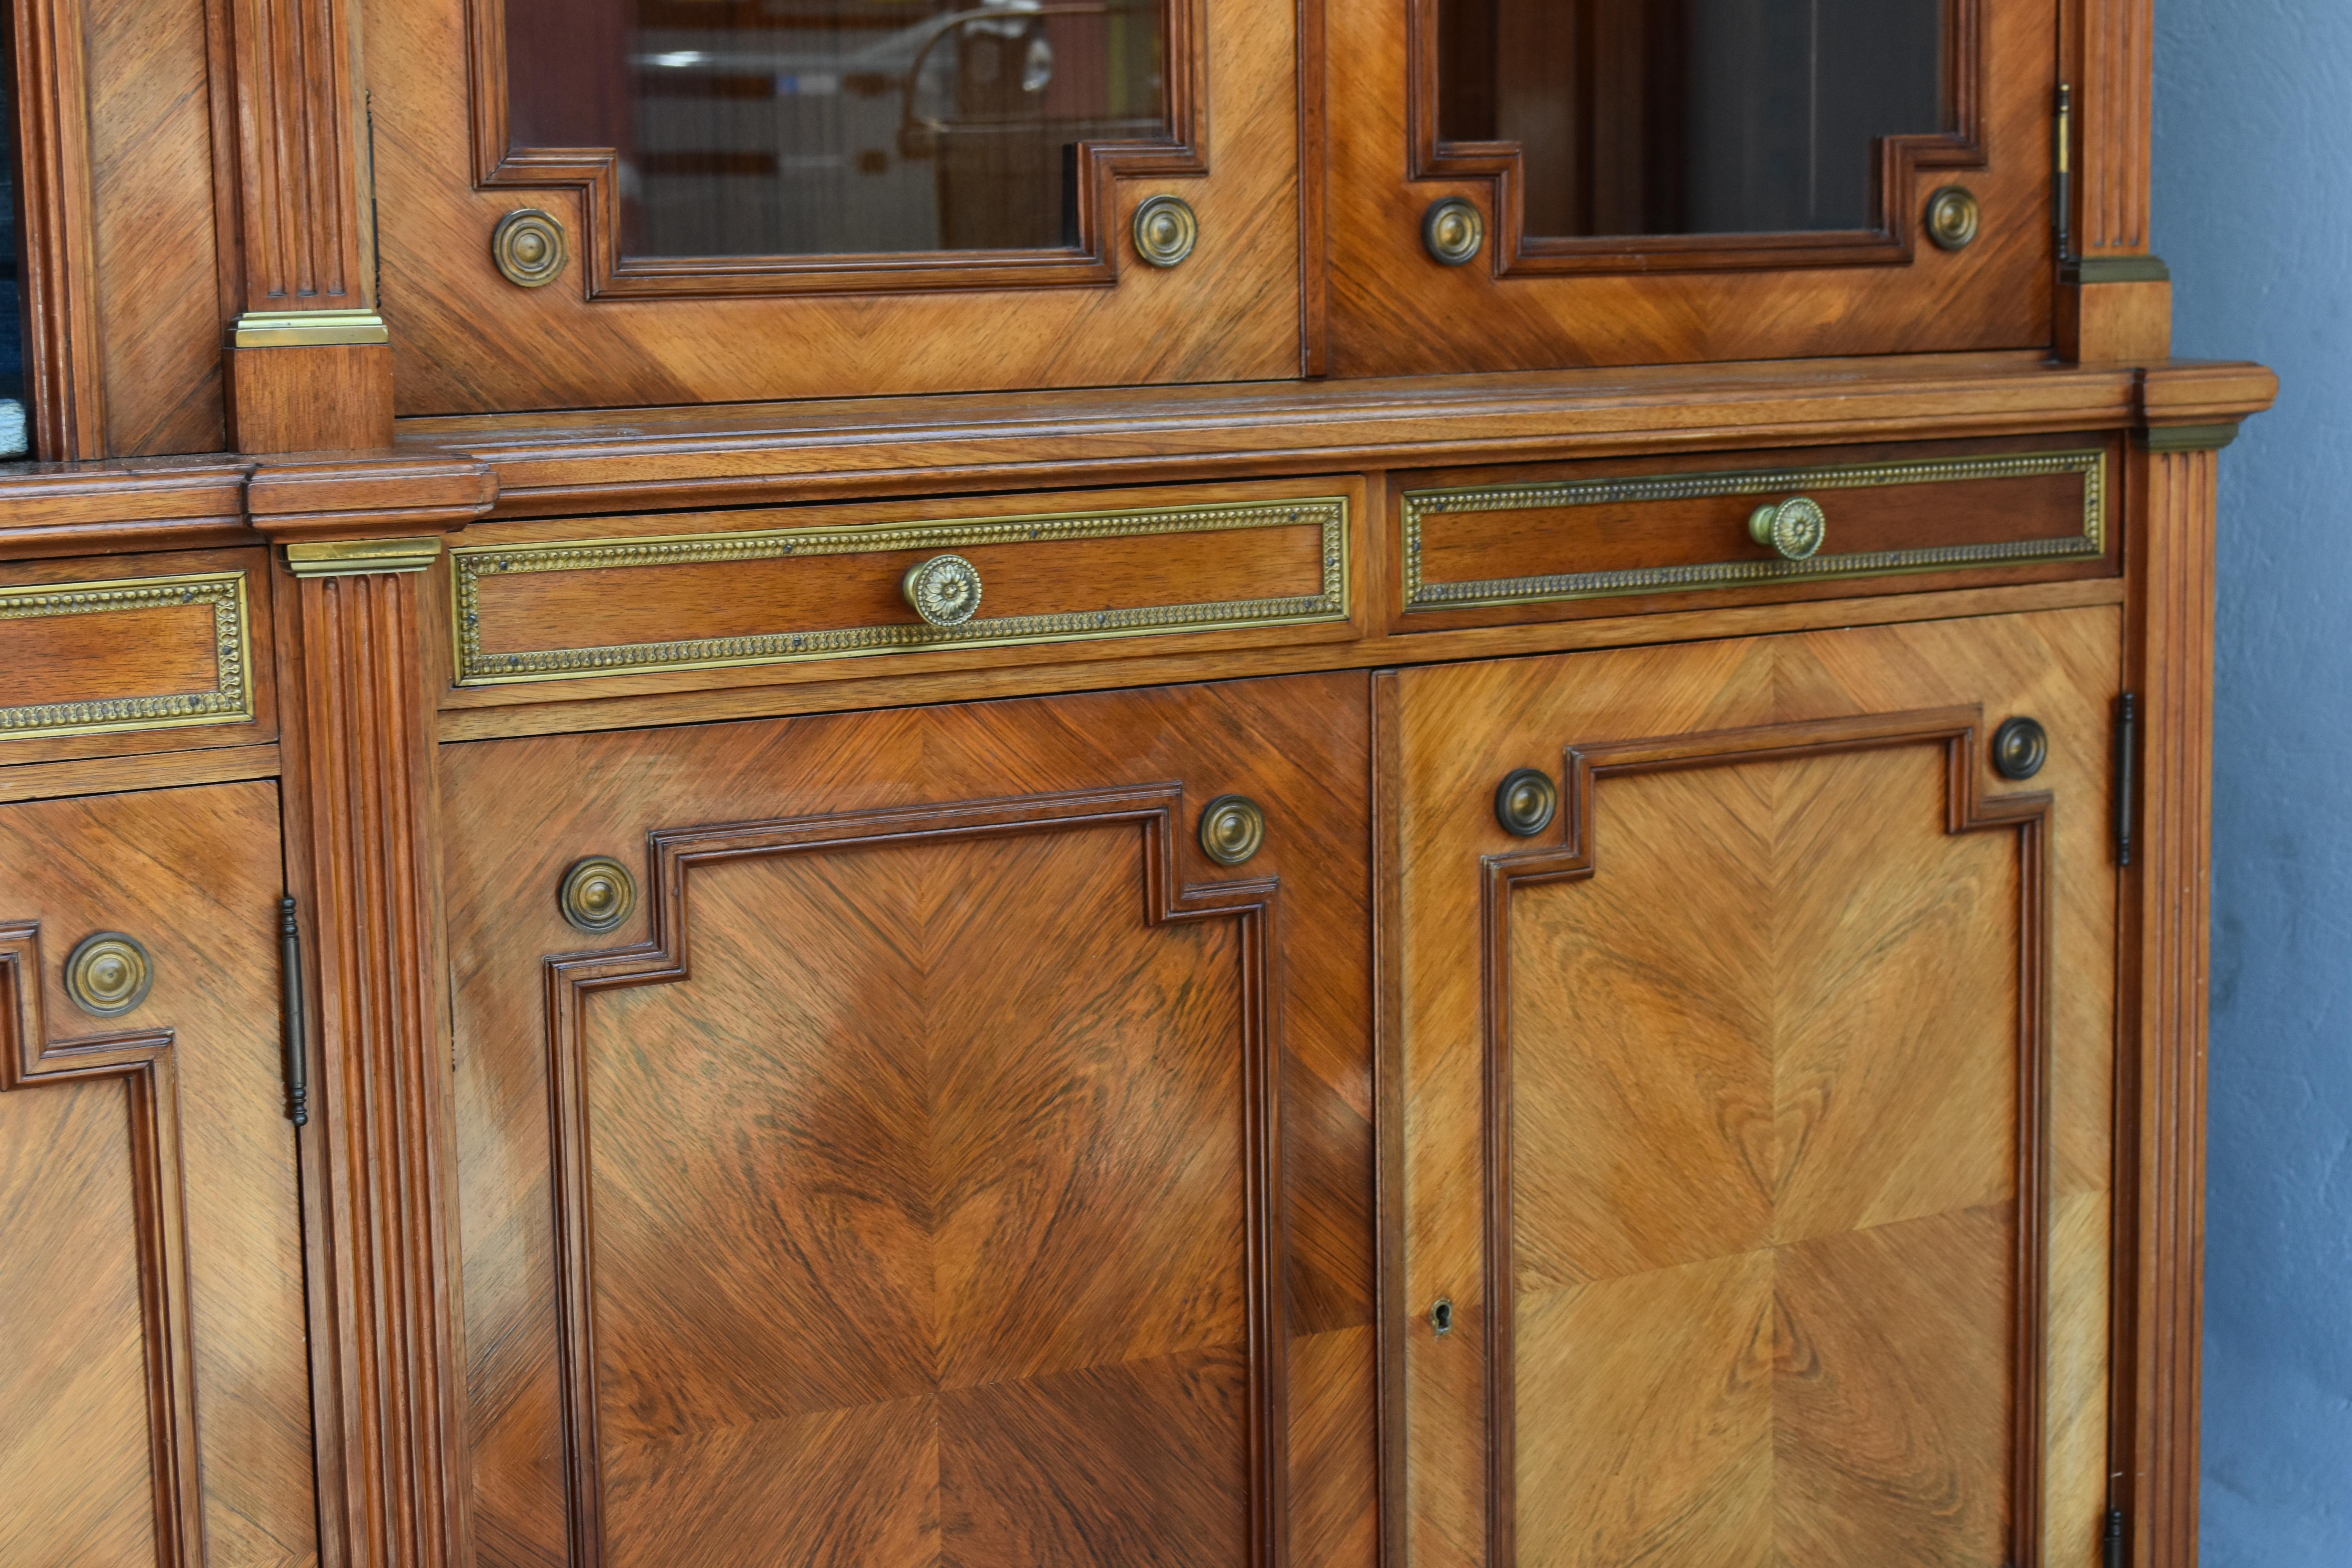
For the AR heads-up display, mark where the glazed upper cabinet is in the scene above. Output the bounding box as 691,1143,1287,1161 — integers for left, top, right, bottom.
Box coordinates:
370,0,1305,411
1385,609,2121,1566
1332,0,2060,372
367,0,2062,415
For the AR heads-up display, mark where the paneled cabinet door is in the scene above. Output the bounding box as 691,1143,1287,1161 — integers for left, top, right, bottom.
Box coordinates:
0,782,317,1568
442,672,1376,1568
1385,609,2120,1568
369,0,1302,412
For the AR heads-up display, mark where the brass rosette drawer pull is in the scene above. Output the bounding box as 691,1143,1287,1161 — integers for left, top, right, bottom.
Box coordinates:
1199,795,1267,865
1748,495,1828,561
902,554,985,627
66,931,155,1016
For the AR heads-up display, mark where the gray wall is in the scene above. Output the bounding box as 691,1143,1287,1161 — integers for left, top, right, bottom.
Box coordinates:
2156,1,2352,1561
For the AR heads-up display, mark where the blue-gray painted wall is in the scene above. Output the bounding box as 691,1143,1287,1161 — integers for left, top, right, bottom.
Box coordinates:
2157,1,2352,1561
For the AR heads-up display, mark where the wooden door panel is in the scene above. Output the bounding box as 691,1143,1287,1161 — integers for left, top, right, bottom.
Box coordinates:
1388,609,2120,1568
0,782,316,1568
444,673,1375,1568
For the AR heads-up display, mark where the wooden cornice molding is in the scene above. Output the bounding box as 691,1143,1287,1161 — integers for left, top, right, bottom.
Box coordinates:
2138,362,2282,445
246,450,499,548
0,457,255,560
392,355,2277,520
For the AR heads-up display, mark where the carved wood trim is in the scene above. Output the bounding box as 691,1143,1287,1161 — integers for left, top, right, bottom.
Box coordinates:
464,0,1210,298
0,922,202,1565
1403,0,1985,275
10,0,108,457
1477,706,2054,1567
220,0,371,309
277,566,468,1568
2115,443,2216,1568
2076,0,2151,255
539,784,1287,1567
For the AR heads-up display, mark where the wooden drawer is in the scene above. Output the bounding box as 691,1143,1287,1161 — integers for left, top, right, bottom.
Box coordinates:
1393,435,2118,628
0,549,273,763
445,480,1355,692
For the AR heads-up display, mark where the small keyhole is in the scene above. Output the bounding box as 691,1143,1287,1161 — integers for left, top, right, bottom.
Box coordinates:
1431,1298,1454,1336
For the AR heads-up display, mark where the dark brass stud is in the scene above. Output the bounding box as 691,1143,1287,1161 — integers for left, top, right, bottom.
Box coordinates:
66,931,154,1016
1423,198,1485,266
1199,795,1267,866
560,857,638,934
1132,195,1199,268
1926,185,1982,251
1494,768,1559,837
1993,717,2049,781
493,209,569,289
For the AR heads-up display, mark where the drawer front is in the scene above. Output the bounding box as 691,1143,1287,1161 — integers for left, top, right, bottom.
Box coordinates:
452,486,1352,688
0,561,259,744
1398,439,2113,621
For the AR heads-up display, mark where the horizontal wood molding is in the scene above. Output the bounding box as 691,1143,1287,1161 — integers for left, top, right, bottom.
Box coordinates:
1477,708,2053,1567
0,921,201,1564
394,358,2278,521
2122,443,2219,1568
247,451,498,548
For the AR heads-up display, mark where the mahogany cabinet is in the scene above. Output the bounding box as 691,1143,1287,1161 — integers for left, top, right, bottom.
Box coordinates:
0,0,2276,1559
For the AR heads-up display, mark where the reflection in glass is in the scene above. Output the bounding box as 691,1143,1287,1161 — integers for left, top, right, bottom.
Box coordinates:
1437,0,1947,237
506,0,1167,258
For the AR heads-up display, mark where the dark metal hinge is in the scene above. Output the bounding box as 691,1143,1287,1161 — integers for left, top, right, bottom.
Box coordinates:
2105,1506,2128,1568
2115,692,2140,866
2055,82,2075,262
279,895,310,1127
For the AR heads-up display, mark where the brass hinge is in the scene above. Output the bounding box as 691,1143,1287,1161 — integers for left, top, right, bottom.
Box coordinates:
2055,82,2075,262
2115,692,2140,866
279,895,310,1126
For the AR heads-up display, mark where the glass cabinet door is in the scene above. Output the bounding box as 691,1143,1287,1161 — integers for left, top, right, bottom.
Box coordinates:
368,0,1301,410
1331,0,2058,372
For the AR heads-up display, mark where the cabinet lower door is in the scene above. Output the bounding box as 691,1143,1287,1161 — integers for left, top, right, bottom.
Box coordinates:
443,673,1376,1568
1387,610,2120,1568
0,781,316,1568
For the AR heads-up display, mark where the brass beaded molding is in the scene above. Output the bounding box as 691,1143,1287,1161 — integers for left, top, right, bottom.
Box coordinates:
451,497,1350,686
0,572,254,741
1401,449,2106,610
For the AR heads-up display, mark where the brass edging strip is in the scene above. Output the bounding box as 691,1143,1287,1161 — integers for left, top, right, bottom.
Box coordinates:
232,309,390,348
1401,450,2108,610
286,537,446,577
450,497,1351,686
0,572,255,741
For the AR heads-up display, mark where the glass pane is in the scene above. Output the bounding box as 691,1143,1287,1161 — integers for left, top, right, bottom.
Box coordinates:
506,0,1167,259
0,67,29,456
1437,0,1945,237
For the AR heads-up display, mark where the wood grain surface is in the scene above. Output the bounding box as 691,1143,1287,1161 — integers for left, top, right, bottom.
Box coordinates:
368,0,1300,412
1328,0,2059,374
1387,608,2122,1568
441,673,1375,1568
0,779,316,1568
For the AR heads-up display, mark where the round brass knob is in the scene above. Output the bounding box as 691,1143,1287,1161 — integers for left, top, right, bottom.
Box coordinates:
1993,717,2049,780
1748,496,1828,561
1132,195,1198,268
1494,768,1558,837
1423,198,1485,267
1926,185,1981,251
902,554,984,627
1199,795,1267,866
559,857,637,935
493,209,569,289
66,931,154,1016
